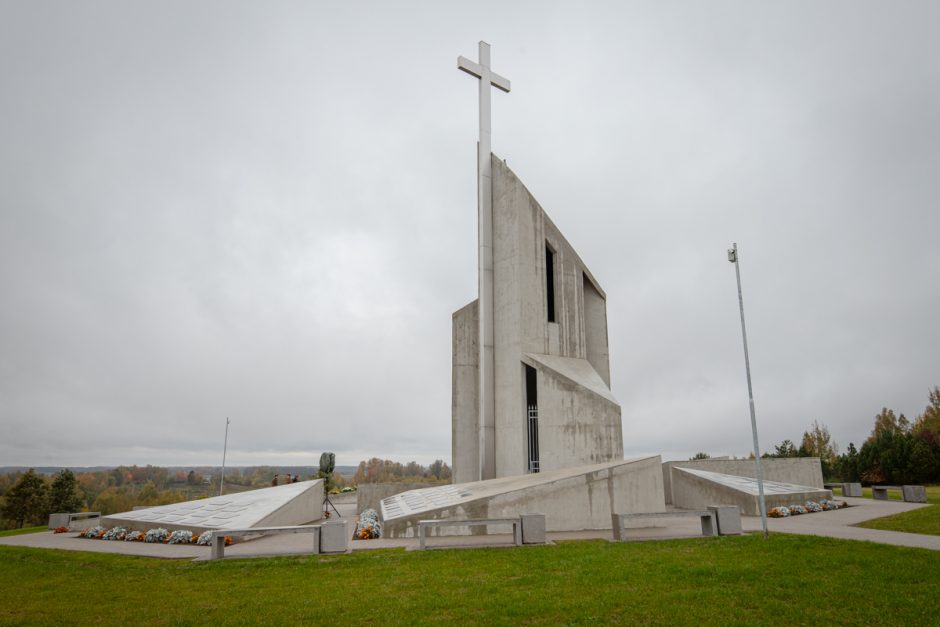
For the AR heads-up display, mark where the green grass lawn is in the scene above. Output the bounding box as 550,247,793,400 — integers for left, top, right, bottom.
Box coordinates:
2,535,939,625
0,526,45,538
857,504,940,536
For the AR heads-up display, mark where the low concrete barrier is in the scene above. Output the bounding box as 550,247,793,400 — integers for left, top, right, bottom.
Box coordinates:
209,525,321,560
48,512,100,530
611,510,717,541
417,517,522,550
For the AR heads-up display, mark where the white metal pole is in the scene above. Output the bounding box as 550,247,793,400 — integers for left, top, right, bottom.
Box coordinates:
219,417,230,497
729,243,769,538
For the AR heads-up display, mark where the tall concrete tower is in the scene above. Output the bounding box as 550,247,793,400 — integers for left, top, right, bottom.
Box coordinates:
452,156,623,483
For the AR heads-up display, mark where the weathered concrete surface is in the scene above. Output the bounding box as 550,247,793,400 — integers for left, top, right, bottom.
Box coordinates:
453,155,622,482
452,300,480,484
671,467,831,516
101,480,324,533
381,456,664,538
708,505,742,535
662,458,824,504
355,482,437,514
523,353,623,472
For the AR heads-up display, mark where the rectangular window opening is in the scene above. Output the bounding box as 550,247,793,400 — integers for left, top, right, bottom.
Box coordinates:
525,364,539,473
545,244,556,323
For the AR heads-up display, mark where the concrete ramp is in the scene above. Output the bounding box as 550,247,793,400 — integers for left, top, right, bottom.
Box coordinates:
381,456,665,538
672,467,832,515
102,479,324,533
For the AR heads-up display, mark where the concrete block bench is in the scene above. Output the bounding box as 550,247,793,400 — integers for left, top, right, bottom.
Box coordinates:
902,485,927,503
611,510,717,541
871,485,927,502
417,517,523,550
842,482,862,497
209,524,323,560
48,511,100,530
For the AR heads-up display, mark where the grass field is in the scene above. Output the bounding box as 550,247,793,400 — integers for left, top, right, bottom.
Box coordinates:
0,526,45,538
2,534,939,624
857,505,940,536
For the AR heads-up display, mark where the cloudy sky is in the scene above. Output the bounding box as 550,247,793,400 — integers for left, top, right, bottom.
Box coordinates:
2,1,938,469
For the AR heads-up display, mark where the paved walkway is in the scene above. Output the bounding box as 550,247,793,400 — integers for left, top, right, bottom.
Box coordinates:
741,496,940,550
2,496,936,559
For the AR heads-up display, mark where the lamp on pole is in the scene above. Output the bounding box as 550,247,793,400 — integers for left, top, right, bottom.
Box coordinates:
219,417,230,497
728,243,769,538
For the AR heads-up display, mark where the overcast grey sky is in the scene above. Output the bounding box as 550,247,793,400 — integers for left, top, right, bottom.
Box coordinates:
2,1,938,468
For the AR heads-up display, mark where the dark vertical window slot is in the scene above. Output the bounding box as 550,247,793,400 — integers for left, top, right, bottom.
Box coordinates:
525,364,539,473
545,244,556,323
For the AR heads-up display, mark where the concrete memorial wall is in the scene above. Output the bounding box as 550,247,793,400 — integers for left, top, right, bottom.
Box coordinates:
381,456,664,538
662,458,825,504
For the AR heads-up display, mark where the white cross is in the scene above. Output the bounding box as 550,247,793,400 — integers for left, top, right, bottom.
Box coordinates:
458,42,510,481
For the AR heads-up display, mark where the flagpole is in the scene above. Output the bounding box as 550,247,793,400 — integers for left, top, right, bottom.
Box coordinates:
728,243,769,538
219,417,230,497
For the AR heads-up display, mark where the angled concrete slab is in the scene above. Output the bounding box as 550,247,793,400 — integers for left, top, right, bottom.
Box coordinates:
672,467,832,515
381,456,665,538
102,480,324,533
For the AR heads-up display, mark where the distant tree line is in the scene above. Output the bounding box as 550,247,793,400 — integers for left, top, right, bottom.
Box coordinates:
350,458,452,485
763,387,940,485
0,458,455,529
0,465,297,529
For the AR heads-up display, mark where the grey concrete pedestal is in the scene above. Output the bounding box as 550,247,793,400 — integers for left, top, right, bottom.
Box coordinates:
319,520,349,553
902,485,927,503
707,505,742,535
520,514,546,544
842,483,862,497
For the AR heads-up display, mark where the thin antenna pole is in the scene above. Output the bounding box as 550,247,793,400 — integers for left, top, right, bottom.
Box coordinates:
219,417,230,497
729,243,769,538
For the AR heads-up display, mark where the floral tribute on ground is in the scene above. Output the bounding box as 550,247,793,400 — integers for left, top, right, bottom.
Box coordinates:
768,499,845,518
75,526,232,546
355,508,382,540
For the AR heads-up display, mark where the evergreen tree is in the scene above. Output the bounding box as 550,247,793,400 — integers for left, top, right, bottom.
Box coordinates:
48,469,83,514
1,469,49,528
773,440,798,458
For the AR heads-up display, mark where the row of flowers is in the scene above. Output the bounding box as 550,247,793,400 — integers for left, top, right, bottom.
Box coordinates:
355,508,382,540
71,525,232,546
768,499,845,518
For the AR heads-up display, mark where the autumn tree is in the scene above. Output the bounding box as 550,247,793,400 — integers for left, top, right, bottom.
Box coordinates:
800,421,838,463
868,408,910,442
912,387,940,441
